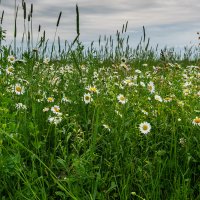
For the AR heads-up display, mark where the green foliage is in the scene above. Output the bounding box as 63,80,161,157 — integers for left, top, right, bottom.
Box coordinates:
0,3,200,200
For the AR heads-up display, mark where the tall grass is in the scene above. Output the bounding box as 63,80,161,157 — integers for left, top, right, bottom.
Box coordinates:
0,1,200,200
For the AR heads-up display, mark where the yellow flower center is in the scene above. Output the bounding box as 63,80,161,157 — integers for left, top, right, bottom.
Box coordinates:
85,96,90,100
148,85,153,90
143,125,148,130
125,80,132,84
120,96,125,101
54,107,60,112
16,86,22,92
8,67,14,72
164,97,172,101
89,87,97,92
194,118,200,124
48,97,54,102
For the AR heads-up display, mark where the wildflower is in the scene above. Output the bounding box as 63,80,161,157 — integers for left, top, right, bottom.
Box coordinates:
43,107,49,112
14,84,25,95
177,100,184,107
147,81,155,94
139,122,151,134
120,63,129,71
183,81,192,87
43,57,50,64
6,66,14,75
140,81,145,87
15,103,27,110
192,117,200,126
103,124,111,132
121,57,127,64
142,63,148,67
115,110,122,118
178,118,181,122
123,77,134,87
163,97,172,102
83,93,93,104
135,69,142,74
80,64,87,71
141,109,148,115
51,105,60,114
154,95,163,102
117,94,128,104
93,71,99,79
7,55,16,64
86,85,99,94
47,97,54,103
183,88,190,96
179,138,186,147
61,96,71,103
48,116,62,125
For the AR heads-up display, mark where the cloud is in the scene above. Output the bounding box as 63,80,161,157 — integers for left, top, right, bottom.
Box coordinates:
0,0,199,48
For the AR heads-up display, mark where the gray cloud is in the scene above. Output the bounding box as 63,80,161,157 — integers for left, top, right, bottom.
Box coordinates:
0,0,199,48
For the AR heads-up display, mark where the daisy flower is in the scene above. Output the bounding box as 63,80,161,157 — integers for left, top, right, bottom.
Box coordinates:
7,55,16,64
183,89,190,96
43,57,50,64
83,93,93,104
86,85,99,94
140,81,145,87
120,63,129,71
43,107,49,112
123,77,134,87
163,97,172,102
192,117,200,126
141,109,148,115
103,124,111,132
142,63,148,67
117,94,128,104
47,97,54,103
135,69,142,74
14,84,25,95
16,103,27,110
139,122,151,134
121,57,127,64
61,96,71,103
48,116,62,125
154,95,163,102
147,81,155,94
177,101,184,107
51,105,60,114
6,66,14,75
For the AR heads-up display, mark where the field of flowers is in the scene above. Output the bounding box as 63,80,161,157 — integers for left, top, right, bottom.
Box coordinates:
0,2,200,199
0,46,200,199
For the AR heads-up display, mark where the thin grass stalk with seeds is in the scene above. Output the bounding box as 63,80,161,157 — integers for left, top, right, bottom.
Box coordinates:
21,1,27,54
30,3,33,50
70,5,80,48
50,11,62,59
28,12,31,53
14,5,18,55
0,10,4,47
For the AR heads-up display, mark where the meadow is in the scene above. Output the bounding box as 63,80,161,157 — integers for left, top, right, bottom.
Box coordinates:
0,2,200,200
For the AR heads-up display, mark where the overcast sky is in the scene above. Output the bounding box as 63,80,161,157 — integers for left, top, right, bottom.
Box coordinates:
0,0,200,49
